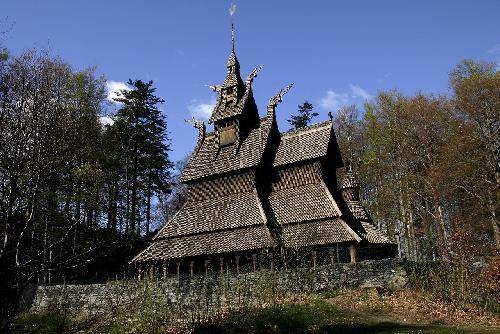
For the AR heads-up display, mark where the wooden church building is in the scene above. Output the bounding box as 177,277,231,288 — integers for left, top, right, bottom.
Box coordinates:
132,28,396,274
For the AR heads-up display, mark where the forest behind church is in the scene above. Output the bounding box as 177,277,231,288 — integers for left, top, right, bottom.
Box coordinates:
332,59,499,262
0,45,499,326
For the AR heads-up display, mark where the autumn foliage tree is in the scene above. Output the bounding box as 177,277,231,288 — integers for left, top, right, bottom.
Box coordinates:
332,60,499,261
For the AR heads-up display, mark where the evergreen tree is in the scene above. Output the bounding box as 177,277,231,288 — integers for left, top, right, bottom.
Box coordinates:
287,100,318,129
113,79,172,235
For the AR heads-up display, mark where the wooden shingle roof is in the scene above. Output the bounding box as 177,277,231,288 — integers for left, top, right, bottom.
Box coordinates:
180,115,273,182
345,201,370,220
133,225,274,261
359,222,392,244
209,49,251,123
210,84,256,123
273,121,333,167
269,182,341,225
339,168,393,244
341,171,360,189
155,191,267,239
282,218,359,248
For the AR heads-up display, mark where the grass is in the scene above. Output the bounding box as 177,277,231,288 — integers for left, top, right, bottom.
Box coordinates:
12,312,73,333
194,298,498,334
11,285,499,333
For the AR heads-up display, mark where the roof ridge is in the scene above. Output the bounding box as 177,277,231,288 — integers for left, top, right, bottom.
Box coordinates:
281,120,332,137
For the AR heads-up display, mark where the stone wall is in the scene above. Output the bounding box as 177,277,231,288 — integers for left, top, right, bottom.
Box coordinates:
29,258,407,315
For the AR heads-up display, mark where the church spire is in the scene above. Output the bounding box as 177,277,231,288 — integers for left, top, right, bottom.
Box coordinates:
209,4,259,126
224,4,243,87
231,23,235,52
224,23,244,88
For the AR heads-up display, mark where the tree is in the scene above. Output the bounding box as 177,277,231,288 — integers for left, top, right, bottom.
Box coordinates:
332,105,362,164
0,48,112,331
113,79,172,235
287,100,318,129
449,60,499,249
154,157,188,235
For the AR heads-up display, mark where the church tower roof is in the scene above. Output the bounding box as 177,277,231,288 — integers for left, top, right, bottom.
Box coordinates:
223,25,245,88
209,24,255,124
341,163,360,190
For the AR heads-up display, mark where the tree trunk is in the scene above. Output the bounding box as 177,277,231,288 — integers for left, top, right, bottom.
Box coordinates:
146,174,152,236
488,190,500,249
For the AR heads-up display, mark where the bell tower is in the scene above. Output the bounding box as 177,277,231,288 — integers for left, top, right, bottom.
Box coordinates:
208,23,260,148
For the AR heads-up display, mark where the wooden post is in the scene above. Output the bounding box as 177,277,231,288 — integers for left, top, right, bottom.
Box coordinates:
204,259,210,276
269,252,274,271
252,254,257,272
312,250,317,269
219,257,224,274
163,261,168,280
235,255,240,274
176,262,180,280
329,249,335,265
349,244,357,263
336,243,340,263
190,260,194,277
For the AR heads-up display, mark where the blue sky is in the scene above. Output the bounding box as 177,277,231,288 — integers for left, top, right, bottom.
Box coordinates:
3,1,499,162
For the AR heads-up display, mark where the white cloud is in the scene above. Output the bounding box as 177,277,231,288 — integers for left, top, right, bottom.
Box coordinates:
487,43,500,54
487,43,500,67
349,84,373,100
319,90,349,111
99,116,114,127
377,73,392,84
106,80,131,103
319,84,373,111
187,98,216,120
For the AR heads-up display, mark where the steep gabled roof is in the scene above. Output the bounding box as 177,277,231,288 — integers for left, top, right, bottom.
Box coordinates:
273,121,333,167
282,218,359,248
180,114,274,182
155,191,267,239
210,83,256,123
269,182,341,225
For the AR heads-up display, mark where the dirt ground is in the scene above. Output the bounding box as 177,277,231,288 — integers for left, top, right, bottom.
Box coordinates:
327,288,500,331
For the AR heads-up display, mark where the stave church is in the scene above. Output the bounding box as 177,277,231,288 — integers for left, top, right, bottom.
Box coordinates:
132,26,396,275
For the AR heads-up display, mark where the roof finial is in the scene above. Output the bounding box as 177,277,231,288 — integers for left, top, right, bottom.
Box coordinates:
246,65,264,84
267,83,294,115
229,4,237,52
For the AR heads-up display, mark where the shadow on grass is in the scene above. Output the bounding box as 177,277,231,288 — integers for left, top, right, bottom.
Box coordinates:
195,322,485,334
11,312,72,333
193,300,490,334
